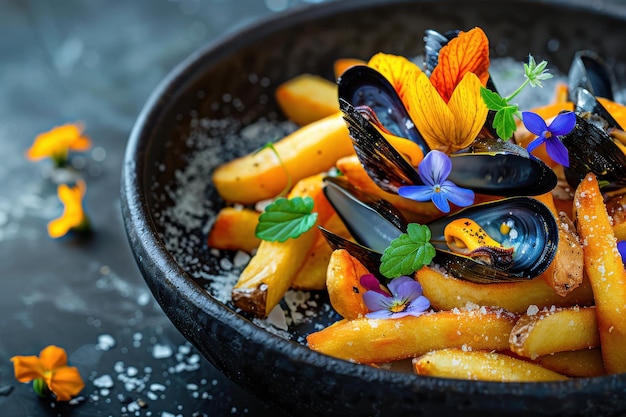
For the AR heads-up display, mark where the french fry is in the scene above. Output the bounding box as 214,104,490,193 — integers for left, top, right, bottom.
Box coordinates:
509,306,600,359
413,349,569,382
324,249,370,320
306,307,516,363
574,172,626,374
232,173,335,318
334,58,367,79
291,214,352,290
415,266,594,315
275,74,339,125
212,112,354,204
531,348,606,378
206,207,260,253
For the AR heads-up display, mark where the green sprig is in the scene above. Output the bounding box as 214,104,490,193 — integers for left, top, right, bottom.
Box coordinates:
379,223,436,278
481,54,553,140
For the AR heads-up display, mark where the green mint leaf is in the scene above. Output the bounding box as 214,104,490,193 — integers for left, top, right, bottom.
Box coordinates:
379,223,436,278
255,196,317,242
492,104,519,140
480,87,509,111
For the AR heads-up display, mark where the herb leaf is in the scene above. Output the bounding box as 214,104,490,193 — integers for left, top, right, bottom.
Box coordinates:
379,223,436,278
480,87,519,139
255,196,317,242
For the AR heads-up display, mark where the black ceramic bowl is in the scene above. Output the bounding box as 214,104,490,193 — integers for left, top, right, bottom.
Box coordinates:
121,1,626,416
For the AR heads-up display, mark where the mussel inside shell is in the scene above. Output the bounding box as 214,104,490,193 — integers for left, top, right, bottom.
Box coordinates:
322,177,559,283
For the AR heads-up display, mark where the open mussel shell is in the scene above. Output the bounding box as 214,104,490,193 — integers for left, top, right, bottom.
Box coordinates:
572,87,623,130
318,226,384,280
562,111,626,188
338,65,430,154
427,197,559,280
423,29,460,76
322,177,559,283
568,50,616,102
339,98,558,196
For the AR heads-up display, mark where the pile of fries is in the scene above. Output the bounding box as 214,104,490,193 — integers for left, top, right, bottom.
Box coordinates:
206,54,626,381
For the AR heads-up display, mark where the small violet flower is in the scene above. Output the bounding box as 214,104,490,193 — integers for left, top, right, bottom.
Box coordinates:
360,274,430,319
618,241,626,266
397,150,475,213
522,111,576,167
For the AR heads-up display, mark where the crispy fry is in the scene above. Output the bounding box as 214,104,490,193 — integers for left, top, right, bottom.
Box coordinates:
509,306,599,359
206,207,260,253
574,173,626,374
531,348,606,378
334,58,367,79
306,307,516,363
415,266,594,315
291,214,352,290
275,74,339,125
232,173,335,318
324,249,370,320
213,112,354,204
413,349,569,382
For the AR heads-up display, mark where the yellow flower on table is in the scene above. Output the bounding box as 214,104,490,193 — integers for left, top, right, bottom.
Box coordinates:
11,345,85,401
48,179,90,238
26,123,91,167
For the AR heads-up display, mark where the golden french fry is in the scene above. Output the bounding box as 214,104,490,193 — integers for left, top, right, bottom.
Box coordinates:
275,74,339,125
574,172,626,374
212,112,354,204
324,249,370,320
306,307,516,363
232,173,335,318
415,267,594,315
291,214,352,290
334,58,366,79
413,349,568,382
531,348,606,378
509,306,599,359
206,207,260,253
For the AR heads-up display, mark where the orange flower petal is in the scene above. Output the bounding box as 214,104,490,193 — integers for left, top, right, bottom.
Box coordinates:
46,366,85,401
407,72,456,152
446,72,489,151
430,27,490,103
368,52,424,107
10,355,46,382
26,123,91,161
47,181,87,238
39,345,69,371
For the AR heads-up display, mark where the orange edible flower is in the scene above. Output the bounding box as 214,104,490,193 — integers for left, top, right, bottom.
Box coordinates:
11,345,85,401
48,179,90,238
407,71,488,153
26,123,91,167
429,27,490,103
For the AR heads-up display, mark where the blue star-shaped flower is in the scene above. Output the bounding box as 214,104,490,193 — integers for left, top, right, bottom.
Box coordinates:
397,150,475,213
522,111,576,167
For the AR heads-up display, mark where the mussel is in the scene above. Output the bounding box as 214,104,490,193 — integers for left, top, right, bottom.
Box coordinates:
560,54,626,188
322,176,559,283
339,97,558,197
337,64,430,155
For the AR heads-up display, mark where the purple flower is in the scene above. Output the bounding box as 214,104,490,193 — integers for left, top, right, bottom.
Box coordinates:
397,150,475,213
522,111,576,167
618,241,626,265
359,275,430,319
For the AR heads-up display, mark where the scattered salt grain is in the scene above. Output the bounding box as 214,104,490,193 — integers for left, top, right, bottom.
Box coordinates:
526,305,540,316
152,344,174,359
97,334,116,351
93,374,114,388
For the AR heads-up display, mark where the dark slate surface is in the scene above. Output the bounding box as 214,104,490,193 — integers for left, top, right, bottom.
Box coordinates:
0,1,331,415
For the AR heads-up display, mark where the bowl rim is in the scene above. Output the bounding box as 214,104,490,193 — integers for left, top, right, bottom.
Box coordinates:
122,0,626,401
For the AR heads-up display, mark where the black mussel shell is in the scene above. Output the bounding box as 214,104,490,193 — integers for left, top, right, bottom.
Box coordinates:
568,50,615,101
